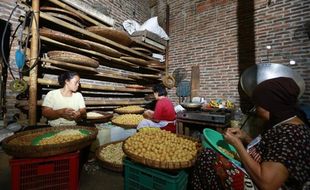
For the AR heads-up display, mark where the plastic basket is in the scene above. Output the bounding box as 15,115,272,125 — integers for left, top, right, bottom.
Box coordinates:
124,158,188,190
10,152,79,190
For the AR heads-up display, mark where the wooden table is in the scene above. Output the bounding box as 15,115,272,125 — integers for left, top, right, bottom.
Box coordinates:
176,118,230,139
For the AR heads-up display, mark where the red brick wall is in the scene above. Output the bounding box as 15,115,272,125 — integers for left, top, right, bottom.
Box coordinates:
167,0,310,110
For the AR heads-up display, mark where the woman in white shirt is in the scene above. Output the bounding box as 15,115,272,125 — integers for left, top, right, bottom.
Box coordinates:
42,71,86,127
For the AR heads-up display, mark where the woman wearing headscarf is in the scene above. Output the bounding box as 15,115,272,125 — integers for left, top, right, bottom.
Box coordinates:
42,71,86,126
137,83,176,133
191,77,310,190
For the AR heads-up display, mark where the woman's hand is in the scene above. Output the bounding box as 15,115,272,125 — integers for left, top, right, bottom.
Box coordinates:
143,110,154,119
223,128,244,147
59,108,76,120
224,128,252,145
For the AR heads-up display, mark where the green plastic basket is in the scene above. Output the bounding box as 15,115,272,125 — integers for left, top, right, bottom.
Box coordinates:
203,128,241,166
124,159,188,190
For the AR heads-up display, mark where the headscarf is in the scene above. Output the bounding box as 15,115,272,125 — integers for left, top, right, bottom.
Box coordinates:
252,77,300,127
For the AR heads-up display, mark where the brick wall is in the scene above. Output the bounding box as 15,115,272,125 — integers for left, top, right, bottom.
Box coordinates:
0,0,26,122
167,0,310,110
83,0,151,28
0,0,151,122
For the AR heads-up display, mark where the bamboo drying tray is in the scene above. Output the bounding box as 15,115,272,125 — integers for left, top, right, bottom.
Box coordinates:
125,85,147,89
2,126,98,158
44,12,84,28
40,27,91,49
86,111,113,121
86,26,133,46
111,122,137,129
40,6,85,23
84,40,122,58
111,114,143,129
96,140,125,172
47,50,99,68
120,56,149,66
42,58,99,74
123,134,200,170
131,47,152,55
114,106,144,114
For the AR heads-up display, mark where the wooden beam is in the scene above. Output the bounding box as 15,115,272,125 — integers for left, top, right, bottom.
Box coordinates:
17,99,149,107
28,0,40,125
23,76,153,93
190,65,200,99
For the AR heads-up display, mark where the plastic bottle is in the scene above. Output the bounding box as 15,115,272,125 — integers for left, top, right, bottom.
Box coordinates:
231,108,242,128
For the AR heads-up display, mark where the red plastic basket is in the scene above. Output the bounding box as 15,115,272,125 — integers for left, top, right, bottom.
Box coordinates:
10,152,79,190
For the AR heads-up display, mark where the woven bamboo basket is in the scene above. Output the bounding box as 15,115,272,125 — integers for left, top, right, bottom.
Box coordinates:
40,6,84,23
114,106,144,115
86,26,133,46
86,111,113,120
111,121,137,129
131,47,152,55
125,85,147,90
96,140,125,172
45,12,84,28
111,114,143,129
123,135,201,170
47,51,99,68
2,126,98,158
120,56,149,66
40,28,91,50
84,40,122,58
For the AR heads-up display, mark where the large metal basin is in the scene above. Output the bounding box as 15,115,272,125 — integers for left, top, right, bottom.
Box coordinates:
240,63,305,98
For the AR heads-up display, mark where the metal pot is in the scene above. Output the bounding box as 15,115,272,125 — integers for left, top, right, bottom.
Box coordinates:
240,63,305,98
180,102,202,110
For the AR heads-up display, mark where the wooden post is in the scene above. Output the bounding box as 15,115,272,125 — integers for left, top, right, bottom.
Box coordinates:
190,65,200,100
28,0,40,125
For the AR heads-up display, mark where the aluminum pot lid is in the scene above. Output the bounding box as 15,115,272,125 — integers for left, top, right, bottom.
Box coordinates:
240,63,305,98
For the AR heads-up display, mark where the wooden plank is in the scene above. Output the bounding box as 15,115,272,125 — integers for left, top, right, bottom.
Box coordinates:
16,99,148,107
28,0,40,125
23,76,153,93
191,65,200,99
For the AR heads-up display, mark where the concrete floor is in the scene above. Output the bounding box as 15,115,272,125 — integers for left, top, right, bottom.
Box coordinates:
0,148,124,190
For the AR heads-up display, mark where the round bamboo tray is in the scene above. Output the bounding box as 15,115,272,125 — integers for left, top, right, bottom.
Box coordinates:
86,26,133,46
120,56,149,66
2,126,98,158
86,111,113,121
123,135,200,170
96,140,125,172
47,51,99,68
131,47,152,55
40,6,84,23
125,85,147,90
40,28,91,50
84,40,122,58
114,106,144,114
111,121,137,129
111,114,143,129
44,12,84,28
